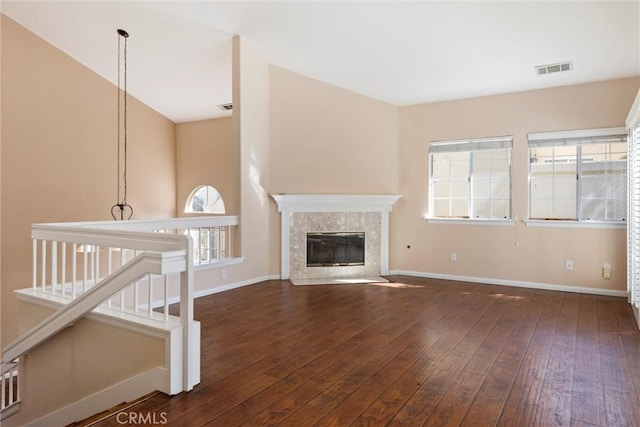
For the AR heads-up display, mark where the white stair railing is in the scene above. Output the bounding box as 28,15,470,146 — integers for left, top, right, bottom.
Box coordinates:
1,216,238,419
1,361,19,417
29,216,237,321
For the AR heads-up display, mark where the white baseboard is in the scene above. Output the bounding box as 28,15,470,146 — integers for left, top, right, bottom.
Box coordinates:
388,270,628,297
194,274,281,299
16,368,168,427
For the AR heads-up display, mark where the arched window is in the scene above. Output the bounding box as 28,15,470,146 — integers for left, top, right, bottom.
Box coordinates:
185,185,226,214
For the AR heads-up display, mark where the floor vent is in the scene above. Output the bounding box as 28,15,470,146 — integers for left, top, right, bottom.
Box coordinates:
535,61,573,76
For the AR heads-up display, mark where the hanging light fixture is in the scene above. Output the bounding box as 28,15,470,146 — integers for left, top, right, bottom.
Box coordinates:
111,28,134,220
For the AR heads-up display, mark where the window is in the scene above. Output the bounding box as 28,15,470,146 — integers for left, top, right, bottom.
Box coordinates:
185,185,225,214
429,136,513,219
528,128,627,222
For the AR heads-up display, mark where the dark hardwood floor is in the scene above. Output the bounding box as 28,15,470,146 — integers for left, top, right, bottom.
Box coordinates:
86,276,640,426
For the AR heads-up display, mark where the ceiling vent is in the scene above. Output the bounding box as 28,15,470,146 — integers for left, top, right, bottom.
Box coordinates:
217,103,233,111
535,61,573,76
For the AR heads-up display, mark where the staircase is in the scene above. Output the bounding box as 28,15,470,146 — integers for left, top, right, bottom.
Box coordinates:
0,216,238,426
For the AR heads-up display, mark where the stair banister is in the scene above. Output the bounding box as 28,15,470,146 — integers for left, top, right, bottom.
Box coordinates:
1,250,187,366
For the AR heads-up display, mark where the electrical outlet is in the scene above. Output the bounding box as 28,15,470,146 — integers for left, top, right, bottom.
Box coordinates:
603,263,611,279
450,252,457,262
221,269,227,280
565,260,573,271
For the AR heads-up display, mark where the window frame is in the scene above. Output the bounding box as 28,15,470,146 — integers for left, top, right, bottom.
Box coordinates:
427,136,514,223
527,127,627,226
184,185,226,214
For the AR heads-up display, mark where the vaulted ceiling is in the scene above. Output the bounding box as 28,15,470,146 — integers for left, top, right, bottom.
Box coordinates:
3,1,638,123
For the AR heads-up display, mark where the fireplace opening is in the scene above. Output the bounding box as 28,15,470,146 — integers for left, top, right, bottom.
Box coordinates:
306,232,365,267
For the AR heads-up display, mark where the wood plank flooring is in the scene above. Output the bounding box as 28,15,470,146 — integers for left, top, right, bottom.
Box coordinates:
86,276,640,426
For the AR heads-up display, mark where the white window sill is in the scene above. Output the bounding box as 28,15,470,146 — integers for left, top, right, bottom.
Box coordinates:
525,220,626,230
425,217,516,226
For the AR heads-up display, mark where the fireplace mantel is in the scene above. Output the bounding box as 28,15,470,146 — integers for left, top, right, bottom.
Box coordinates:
271,194,401,281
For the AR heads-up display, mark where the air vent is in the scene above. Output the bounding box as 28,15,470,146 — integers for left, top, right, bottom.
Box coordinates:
535,61,573,76
217,103,233,111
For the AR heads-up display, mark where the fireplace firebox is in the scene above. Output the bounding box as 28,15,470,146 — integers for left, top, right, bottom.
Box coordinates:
306,232,365,267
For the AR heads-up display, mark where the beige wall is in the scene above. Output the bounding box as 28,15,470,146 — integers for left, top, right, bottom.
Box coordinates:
393,77,639,291
8,302,164,425
1,15,177,344
269,65,399,195
233,36,271,280
176,117,235,215
268,66,399,274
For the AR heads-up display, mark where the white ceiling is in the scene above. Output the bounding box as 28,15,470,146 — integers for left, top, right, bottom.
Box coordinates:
2,1,639,123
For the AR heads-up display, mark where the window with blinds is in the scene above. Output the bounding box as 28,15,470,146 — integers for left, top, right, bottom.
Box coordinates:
429,136,512,219
528,129,627,221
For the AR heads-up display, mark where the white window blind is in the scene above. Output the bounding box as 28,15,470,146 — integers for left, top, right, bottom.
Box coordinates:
627,115,640,309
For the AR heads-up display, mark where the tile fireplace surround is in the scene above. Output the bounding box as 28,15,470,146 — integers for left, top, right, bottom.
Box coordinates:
271,194,401,282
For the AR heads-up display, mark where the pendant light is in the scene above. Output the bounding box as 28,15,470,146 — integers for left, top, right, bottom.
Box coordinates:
111,28,134,220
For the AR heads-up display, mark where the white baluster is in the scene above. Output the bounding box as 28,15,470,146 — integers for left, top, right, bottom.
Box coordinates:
51,241,57,293
8,369,13,406
148,274,153,318
72,243,77,299
41,240,46,290
164,275,169,322
120,249,126,310
108,247,113,275
32,239,37,290
15,366,19,401
95,246,100,283
1,366,5,409
83,245,88,293
61,243,66,296
107,248,113,307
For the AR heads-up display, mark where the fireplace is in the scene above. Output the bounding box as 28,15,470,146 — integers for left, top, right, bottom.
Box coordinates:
307,232,365,267
271,194,400,282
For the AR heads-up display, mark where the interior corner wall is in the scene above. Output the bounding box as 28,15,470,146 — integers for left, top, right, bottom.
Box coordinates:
394,76,639,292
0,15,177,345
176,117,234,216
267,66,399,276
231,36,271,282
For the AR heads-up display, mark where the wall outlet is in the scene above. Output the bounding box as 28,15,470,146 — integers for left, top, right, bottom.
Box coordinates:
603,263,611,279
565,260,574,271
450,252,457,262
221,269,227,280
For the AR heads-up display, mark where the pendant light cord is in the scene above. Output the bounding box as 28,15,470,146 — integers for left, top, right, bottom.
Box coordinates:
112,29,133,220
123,32,128,206
116,34,122,205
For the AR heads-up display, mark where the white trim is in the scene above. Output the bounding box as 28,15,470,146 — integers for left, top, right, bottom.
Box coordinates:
194,274,281,299
14,289,181,340
193,256,244,272
34,215,238,231
528,126,627,141
388,270,627,297
525,220,626,230
271,194,401,213
280,211,291,280
425,218,516,226
22,367,169,427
